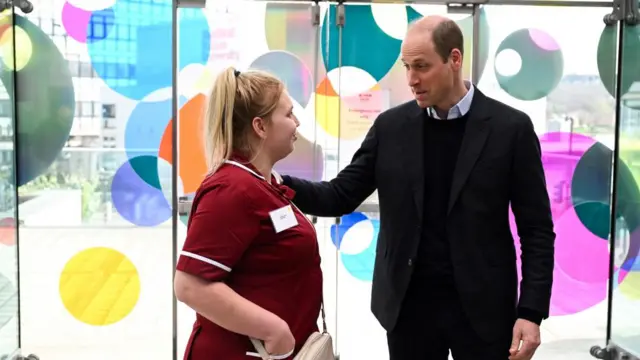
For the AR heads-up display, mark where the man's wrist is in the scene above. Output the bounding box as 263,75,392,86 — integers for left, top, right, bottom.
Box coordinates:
517,307,544,325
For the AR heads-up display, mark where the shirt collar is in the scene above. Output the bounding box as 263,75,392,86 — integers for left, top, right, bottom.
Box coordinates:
427,80,475,120
224,156,296,200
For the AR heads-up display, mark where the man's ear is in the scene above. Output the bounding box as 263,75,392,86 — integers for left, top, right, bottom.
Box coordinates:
450,48,463,70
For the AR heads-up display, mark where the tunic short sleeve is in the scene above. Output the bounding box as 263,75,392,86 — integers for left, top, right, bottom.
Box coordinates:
176,181,260,282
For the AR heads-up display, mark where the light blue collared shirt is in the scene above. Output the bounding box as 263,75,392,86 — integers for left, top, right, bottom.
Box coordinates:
426,81,475,120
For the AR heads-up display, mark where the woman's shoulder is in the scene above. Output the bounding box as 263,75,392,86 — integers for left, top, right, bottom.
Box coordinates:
195,164,263,205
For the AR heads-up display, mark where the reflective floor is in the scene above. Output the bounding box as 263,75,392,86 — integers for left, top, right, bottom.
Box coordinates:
0,220,638,359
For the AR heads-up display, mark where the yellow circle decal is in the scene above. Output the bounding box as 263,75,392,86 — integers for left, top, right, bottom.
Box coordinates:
0,25,33,71
315,85,385,140
59,247,141,326
620,271,640,300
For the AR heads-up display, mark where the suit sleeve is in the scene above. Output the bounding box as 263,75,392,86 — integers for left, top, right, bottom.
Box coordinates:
176,183,260,282
510,115,556,320
282,121,378,217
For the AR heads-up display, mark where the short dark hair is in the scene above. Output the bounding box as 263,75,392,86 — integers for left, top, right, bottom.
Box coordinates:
430,20,464,62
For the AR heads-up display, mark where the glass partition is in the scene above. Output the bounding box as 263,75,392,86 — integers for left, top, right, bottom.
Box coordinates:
610,19,640,357
173,0,328,357
1,0,637,359
477,4,616,357
0,4,19,360
330,3,476,358
15,0,176,357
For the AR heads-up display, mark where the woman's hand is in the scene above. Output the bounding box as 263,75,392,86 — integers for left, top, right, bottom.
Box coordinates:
264,318,295,358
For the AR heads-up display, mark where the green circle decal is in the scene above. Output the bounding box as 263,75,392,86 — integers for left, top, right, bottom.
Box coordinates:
494,28,564,101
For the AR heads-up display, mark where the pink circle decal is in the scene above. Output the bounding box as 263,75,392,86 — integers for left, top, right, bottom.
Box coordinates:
555,205,610,283
528,28,561,51
511,131,615,315
509,210,609,316
61,2,92,43
0,217,16,246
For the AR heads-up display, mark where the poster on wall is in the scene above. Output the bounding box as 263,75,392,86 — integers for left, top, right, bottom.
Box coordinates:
337,88,391,161
205,7,241,73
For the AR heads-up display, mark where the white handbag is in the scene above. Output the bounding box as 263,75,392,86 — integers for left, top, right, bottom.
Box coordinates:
250,302,335,360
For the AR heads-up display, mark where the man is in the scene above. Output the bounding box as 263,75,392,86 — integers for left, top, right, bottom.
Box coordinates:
281,16,555,360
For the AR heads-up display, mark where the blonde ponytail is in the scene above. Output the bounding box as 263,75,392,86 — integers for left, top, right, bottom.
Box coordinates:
202,67,285,175
203,67,237,173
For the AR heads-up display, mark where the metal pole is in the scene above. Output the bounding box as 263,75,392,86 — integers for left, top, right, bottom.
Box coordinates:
334,2,345,354
605,16,625,346
171,1,179,359
471,4,481,85
9,3,21,353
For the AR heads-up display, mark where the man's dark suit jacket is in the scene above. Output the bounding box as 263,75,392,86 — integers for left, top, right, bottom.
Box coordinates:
282,88,555,341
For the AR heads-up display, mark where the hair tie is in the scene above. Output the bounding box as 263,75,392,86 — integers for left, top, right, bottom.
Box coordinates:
234,70,241,78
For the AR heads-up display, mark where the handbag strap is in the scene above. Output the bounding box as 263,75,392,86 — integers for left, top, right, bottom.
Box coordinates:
250,337,271,360
320,298,327,333
250,338,295,360
250,299,327,359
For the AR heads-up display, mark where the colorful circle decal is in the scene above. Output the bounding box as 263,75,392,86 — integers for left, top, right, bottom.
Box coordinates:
572,142,640,241
59,247,141,326
111,155,172,227
86,0,210,100
0,218,15,246
331,212,379,282
159,94,207,195
321,4,400,83
61,2,115,43
315,68,385,140
597,25,640,108
494,28,563,101
0,15,75,186
0,25,32,71
249,51,314,108
264,2,319,79
125,98,173,165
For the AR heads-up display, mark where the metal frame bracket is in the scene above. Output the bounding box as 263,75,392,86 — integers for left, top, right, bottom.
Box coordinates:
446,0,487,14
603,0,623,24
603,0,640,25
591,342,640,360
0,0,33,13
310,0,321,26
336,1,346,27
176,0,206,8
624,0,640,25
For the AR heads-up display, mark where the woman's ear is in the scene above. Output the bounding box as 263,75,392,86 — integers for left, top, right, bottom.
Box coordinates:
251,116,268,140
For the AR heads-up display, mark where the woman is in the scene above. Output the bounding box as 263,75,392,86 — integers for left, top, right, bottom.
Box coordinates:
174,67,323,359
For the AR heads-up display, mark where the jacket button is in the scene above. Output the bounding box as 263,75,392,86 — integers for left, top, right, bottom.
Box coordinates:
408,258,413,266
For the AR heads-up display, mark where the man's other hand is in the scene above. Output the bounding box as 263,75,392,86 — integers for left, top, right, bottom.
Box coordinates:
509,318,541,360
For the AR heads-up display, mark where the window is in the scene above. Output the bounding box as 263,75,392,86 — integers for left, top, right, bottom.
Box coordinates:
68,60,94,78
80,62,94,78
102,104,116,119
0,100,11,117
75,102,96,117
83,102,94,117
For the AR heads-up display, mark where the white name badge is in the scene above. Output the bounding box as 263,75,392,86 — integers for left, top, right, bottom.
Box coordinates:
269,204,298,233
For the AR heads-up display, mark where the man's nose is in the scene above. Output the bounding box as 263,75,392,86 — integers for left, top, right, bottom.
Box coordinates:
407,72,419,86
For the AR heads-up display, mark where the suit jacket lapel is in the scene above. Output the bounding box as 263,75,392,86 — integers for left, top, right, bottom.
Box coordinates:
403,105,426,223
447,89,491,215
